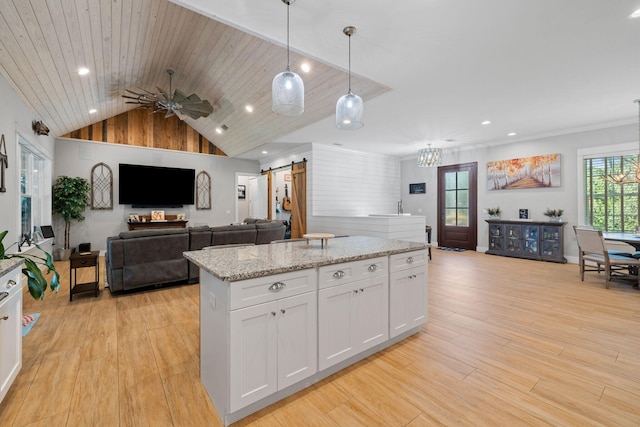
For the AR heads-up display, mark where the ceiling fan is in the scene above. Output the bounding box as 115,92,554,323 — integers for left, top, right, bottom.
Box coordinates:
122,69,214,120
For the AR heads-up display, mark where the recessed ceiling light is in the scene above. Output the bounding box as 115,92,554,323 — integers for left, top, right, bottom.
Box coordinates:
301,62,311,73
78,67,89,75
215,128,223,134
630,9,640,18
481,120,491,125
89,109,97,114
262,151,268,154
245,105,253,113
508,132,516,136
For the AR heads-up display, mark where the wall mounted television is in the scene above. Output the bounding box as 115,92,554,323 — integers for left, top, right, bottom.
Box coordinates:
119,163,195,208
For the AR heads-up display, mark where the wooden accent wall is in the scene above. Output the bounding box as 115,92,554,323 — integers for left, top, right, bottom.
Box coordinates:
61,109,227,156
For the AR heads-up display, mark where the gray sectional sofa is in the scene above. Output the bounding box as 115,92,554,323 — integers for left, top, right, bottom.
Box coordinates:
106,220,285,293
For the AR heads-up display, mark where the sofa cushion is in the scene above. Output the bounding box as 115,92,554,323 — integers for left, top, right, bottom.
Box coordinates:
211,223,257,246
119,228,188,239
255,221,286,244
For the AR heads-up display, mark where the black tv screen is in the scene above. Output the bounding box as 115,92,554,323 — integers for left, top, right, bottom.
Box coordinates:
119,163,195,207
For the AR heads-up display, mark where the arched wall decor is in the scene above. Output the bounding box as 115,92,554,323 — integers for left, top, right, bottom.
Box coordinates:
91,162,113,209
196,171,211,210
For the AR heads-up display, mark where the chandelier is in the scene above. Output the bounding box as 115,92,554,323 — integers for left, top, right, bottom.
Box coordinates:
272,0,304,116
608,99,640,184
336,26,364,129
417,144,442,167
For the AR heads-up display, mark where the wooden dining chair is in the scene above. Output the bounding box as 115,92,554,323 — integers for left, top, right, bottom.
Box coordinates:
573,226,640,288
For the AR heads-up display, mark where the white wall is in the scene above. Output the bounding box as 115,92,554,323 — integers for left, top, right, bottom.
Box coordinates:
401,123,637,260
53,138,260,252
0,76,55,252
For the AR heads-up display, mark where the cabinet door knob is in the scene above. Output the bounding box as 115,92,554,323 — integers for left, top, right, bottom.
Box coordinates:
5,279,16,289
333,270,345,279
0,315,8,321
359,288,364,292
268,282,286,292
271,311,277,316
406,256,414,264
368,264,378,272
281,309,286,314
353,290,359,294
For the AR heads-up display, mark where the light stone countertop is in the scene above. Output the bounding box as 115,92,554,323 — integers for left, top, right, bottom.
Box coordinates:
183,235,427,282
0,258,24,279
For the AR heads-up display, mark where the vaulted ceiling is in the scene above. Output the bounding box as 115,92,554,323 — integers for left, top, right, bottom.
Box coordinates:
1,1,640,161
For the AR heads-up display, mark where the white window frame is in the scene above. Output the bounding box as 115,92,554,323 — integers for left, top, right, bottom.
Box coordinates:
18,134,51,242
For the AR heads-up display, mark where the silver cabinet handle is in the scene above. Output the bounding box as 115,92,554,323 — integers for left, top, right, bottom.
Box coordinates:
359,288,364,292
271,311,277,316
368,264,378,272
268,282,286,292
333,270,345,279
5,279,16,289
406,256,414,264
0,315,8,321
281,309,286,314
353,289,359,294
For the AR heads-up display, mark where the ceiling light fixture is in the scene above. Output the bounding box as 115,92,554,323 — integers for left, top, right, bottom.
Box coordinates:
417,144,442,167
272,0,304,116
78,67,89,75
245,105,254,113
89,109,97,114
508,132,516,136
336,26,364,130
123,69,214,119
481,120,491,125
608,99,640,184
630,9,640,18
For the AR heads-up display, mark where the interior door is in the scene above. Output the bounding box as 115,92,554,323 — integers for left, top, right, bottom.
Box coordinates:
437,162,478,250
249,175,268,219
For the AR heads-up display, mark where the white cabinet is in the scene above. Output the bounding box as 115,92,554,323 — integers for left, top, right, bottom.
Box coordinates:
389,250,428,338
0,265,22,404
229,291,316,412
318,257,389,371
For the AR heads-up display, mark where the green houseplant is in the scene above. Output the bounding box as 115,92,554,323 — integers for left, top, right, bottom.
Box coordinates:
52,176,90,260
543,208,564,222
485,207,501,217
0,230,60,299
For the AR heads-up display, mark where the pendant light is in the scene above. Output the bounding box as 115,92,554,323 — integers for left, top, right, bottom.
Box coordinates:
417,144,442,167
336,26,364,129
608,99,640,184
272,0,304,116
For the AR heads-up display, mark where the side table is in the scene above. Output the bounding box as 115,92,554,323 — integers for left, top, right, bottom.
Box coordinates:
69,251,99,301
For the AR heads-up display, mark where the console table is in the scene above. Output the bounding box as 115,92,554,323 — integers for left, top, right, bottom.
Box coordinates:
69,251,100,301
127,220,188,231
485,219,567,263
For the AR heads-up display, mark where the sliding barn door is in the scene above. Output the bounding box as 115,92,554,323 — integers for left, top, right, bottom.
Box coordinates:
290,162,307,238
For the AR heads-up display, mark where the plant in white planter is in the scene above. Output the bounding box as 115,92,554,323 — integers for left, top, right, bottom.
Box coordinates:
543,208,564,222
0,230,59,299
52,176,90,260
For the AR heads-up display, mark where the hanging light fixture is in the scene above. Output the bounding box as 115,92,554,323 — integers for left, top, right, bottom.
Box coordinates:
272,0,304,116
608,99,640,184
417,144,442,167
336,26,364,129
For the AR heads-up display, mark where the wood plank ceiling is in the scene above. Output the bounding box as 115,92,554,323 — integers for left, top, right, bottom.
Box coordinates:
0,0,388,157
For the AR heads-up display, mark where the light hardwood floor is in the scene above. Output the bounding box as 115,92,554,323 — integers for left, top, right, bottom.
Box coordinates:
1,249,640,426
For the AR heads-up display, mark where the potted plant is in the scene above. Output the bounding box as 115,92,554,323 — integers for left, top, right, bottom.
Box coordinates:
485,207,501,218
0,230,59,299
543,208,564,222
52,176,90,260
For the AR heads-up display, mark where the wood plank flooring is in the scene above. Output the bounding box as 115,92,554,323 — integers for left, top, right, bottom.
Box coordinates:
1,250,640,426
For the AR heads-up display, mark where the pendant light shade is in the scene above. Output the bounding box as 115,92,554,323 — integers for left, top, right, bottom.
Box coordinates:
336,26,363,129
272,0,304,116
417,144,442,167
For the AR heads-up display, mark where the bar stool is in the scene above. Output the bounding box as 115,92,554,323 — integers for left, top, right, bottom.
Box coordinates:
425,225,432,260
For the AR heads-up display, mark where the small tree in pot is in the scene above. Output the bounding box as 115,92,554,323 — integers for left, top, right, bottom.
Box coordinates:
52,176,90,260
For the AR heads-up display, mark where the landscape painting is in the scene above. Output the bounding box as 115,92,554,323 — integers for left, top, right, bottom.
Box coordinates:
487,153,560,190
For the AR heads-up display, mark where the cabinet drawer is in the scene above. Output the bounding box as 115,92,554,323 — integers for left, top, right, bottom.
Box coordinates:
230,269,317,310
70,256,97,269
318,256,387,289
389,250,428,273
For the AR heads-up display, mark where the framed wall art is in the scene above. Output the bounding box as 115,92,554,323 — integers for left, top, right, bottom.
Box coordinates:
409,182,426,194
238,185,246,200
487,153,561,190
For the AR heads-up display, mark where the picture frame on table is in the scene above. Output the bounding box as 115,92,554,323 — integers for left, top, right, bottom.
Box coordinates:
129,213,140,222
151,210,165,221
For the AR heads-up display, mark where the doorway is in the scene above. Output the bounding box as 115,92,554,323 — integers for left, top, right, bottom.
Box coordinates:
437,162,478,250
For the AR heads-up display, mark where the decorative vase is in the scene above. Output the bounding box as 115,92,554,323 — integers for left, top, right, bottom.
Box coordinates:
549,216,562,223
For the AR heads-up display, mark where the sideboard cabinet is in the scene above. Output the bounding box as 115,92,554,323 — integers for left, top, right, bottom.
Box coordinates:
486,219,567,263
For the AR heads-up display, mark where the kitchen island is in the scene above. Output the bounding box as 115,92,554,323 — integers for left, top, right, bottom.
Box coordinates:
184,236,428,426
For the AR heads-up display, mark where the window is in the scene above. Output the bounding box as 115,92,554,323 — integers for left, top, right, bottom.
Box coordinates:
583,155,639,232
444,170,469,227
19,136,46,239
